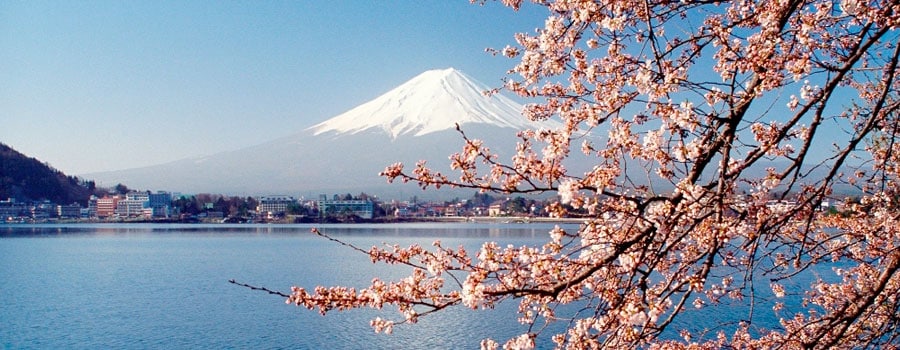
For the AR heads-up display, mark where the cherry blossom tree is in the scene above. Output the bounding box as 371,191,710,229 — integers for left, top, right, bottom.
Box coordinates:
253,1,900,348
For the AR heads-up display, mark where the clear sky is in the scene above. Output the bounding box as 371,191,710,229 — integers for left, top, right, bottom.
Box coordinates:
1,1,546,174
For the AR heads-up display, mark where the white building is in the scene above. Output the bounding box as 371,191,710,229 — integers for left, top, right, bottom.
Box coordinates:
116,192,150,217
257,196,295,216
318,195,374,219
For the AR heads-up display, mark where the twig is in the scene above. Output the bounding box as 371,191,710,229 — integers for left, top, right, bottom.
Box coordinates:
229,279,290,298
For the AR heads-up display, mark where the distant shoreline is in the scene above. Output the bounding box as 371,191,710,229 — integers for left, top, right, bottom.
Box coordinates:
412,216,587,224
4,216,588,225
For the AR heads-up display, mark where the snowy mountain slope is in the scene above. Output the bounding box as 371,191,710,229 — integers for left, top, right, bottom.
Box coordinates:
84,68,562,197
308,68,557,138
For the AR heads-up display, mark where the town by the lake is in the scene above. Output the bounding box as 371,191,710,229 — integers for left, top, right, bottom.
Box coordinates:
2,188,839,225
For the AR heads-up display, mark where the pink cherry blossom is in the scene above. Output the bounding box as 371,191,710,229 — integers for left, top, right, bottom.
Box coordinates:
271,1,900,348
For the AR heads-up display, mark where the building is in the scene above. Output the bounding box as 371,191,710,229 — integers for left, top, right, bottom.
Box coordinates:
87,196,98,218
116,192,150,217
57,203,82,218
0,198,28,221
318,195,374,219
393,207,412,217
31,202,56,219
257,196,295,216
96,196,120,218
444,204,462,217
148,191,172,217
488,203,503,217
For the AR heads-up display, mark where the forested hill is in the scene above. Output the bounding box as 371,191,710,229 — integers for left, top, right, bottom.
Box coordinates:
0,143,96,205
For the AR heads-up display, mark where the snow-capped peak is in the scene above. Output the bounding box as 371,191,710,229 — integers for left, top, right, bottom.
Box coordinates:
308,68,552,139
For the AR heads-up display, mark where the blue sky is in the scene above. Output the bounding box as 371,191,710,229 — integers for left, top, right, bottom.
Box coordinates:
1,1,546,174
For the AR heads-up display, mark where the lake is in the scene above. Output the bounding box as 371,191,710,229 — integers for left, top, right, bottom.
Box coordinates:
0,223,578,349
2,222,824,349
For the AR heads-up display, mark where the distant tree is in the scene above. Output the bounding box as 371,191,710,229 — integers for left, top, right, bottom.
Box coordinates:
373,203,387,218
113,183,129,195
83,180,96,193
467,192,495,208
504,196,529,215
286,203,306,215
242,196,259,216
212,197,228,213
249,1,900,349
194,193,217,205
173,196,201,215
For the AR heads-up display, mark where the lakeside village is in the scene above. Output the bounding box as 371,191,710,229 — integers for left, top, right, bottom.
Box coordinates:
0,190,568,224
1,188,846,225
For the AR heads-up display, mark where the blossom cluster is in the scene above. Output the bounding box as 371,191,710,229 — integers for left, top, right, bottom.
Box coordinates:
287,1,900,348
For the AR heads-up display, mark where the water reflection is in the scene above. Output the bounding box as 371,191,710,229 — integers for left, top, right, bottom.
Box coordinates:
0,223,571,239
0,222,835,347
0,223,575,349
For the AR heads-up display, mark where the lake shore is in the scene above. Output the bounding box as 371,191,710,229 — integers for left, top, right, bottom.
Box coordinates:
5,215,589,225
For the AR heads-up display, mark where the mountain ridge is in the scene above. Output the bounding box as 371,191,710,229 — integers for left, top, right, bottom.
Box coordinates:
84,68,554,198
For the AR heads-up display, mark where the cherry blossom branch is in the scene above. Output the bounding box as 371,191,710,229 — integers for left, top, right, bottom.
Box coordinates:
272,2,900,348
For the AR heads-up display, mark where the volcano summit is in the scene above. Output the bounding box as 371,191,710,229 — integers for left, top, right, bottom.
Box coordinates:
308,68,542,139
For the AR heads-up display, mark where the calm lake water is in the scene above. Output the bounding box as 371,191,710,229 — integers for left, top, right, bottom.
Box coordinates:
0,223,577,349
1,223,818,349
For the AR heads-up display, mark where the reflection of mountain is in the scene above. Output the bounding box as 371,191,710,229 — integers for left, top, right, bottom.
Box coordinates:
85,68,560,197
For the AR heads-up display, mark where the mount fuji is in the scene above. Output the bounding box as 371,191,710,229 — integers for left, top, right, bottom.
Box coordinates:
307,68,541,139
84,68,560,198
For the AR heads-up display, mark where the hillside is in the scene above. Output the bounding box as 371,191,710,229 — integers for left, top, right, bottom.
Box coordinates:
0,143,96,204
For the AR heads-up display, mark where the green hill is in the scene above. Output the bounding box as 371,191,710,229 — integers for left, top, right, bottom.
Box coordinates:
0,143,96,205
